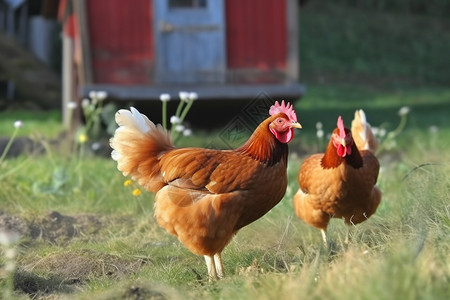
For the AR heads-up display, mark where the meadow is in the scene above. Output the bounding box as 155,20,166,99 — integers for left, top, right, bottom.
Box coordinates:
1,1,450,299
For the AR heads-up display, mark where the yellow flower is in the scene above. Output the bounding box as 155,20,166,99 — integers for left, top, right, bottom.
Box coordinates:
123,179,132,187
79,133,88,144
132,189,142,196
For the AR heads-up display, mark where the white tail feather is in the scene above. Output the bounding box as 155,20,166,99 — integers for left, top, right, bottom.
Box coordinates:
110,107,173,164
357,109,368,150
115,106,154,134
351,109,378,153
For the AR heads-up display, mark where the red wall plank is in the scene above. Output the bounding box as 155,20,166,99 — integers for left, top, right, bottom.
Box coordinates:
85,0,288,85
87,0,154,84
226,0,287,70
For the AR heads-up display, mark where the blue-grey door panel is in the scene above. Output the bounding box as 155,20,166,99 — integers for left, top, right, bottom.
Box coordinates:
154,0,226,84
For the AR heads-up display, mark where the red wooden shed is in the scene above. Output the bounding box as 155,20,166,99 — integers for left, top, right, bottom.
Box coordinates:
59,0,304,124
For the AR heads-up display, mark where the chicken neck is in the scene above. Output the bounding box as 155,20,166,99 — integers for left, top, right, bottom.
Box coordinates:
236,120,288,166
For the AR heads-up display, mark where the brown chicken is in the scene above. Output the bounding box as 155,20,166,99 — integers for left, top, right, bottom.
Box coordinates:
110,101,301,279
293,110,381,245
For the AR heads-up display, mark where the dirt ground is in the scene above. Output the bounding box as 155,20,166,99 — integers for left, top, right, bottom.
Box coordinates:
0,211,159,299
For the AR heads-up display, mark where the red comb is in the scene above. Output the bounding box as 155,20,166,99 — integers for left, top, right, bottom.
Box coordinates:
337,116,346,138
269,100,297,122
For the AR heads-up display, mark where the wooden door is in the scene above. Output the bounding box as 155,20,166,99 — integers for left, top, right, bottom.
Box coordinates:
154,0,226,84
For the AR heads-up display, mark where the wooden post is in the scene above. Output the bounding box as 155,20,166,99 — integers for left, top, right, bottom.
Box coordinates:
73,0,93,85
62,33,74,129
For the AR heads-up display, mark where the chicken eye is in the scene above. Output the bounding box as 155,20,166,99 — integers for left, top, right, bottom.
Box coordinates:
277,119,282,123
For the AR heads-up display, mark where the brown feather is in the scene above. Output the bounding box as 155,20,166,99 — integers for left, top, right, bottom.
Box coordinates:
112,110,294,256
294,116,381,233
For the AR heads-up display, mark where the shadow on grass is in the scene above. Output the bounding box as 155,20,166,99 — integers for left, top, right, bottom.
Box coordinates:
14,270,79,298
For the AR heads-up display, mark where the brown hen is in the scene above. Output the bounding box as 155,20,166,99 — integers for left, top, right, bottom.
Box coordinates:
293,110,381,245
110,101,301,279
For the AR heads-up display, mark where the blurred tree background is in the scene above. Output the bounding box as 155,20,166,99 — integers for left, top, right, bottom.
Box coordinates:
299,0,450,87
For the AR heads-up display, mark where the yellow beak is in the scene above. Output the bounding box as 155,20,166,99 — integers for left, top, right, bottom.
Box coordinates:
290,122,302,129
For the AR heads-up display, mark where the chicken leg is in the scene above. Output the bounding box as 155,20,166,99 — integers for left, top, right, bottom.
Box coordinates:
204,253,225,280
204,255,217,280
214,253,224,279
320,229,328,248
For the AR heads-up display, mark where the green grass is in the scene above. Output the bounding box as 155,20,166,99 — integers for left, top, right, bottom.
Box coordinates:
2,147,448,299
0,109,62,138
1,1,450,299
1,88,449,299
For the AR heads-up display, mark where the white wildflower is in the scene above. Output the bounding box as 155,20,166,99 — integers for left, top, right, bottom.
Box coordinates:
160,93,171,102
183,128,192,136
14,120,23,129
378,128,387,137
89,91,96,99
398,106,410,116
170,115,181,124
81,98,90,109
316,122,323,130
5,248,16,259
96,91,108,100
188,92,198,101
429,125,439,134
175,124,185,132
372,127,379,136
91,142,101,151
0,230,21,246
179,91,189,102
67,101,78,110
316,129,324,139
